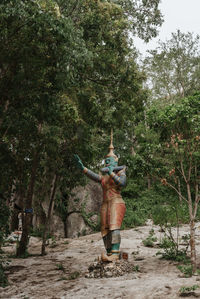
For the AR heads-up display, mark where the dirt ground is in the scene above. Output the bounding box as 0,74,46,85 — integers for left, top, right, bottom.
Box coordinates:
1,222,200,299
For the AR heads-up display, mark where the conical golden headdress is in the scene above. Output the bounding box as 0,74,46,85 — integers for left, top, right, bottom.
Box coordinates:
106,129,118,161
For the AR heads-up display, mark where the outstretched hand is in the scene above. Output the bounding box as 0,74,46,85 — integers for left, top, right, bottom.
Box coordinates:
74,154,84,170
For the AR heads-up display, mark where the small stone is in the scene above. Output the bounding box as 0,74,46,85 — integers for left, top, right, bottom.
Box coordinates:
105,271,113,277
122,252,128,260
179,291,197,297
177,274,186,278
135,256,145,261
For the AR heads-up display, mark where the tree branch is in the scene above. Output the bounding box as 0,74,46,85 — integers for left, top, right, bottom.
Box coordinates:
152,175,187,202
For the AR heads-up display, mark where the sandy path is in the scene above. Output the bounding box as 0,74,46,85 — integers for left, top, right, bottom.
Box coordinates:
1,223,200,299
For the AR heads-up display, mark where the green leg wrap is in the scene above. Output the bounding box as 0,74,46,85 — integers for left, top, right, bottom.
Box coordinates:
103,232,112,254
111,242,120,255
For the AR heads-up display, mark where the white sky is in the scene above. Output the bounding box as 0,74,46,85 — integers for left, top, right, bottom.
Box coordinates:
134,0,200,56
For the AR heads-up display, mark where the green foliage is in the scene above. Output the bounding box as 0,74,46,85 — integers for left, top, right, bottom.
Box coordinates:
143,30,200,104
56,263,65,272
118,93,200,240
30,226,53,241
150,189,190,262
177,264,193,278
122,180,181,229
157,238,189,262
30,227,43,238
121,180,155,228
159,237,174,249
133,265,140,272
142,229,157,247
146,93,200,218
67,271,80,280
115,0,163,42
152,201,189,227
122,209,146,228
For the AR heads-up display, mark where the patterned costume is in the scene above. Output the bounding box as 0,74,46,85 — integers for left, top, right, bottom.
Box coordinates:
78,132,126,261
83,167,126,238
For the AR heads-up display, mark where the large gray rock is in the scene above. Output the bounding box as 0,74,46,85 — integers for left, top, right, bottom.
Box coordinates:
32,180,102,238
66,180,102,238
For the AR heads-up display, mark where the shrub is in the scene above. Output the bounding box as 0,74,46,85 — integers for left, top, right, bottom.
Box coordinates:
142,229,157,247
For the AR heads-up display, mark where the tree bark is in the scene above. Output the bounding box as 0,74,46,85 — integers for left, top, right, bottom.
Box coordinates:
187,182,197,273
41,174,58,255
177,178,182,202
63,220,68,238
16,150,39,256
9,181,16,231
190,218,196,272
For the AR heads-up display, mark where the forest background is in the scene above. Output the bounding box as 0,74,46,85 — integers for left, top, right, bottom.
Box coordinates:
0,0,200,284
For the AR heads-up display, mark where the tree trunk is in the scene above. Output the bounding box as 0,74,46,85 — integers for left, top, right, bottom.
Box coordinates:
41,174,58,255
63,219,68,238
187,182,197,273
10,187,24,231
190,218,196,272
41,221,47,256
9,181,16,231
16,151,39,257
177,177,182,202
10,210,19,231
16,212,32,256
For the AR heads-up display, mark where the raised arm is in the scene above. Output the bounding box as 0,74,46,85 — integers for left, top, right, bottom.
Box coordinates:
74,154,102,183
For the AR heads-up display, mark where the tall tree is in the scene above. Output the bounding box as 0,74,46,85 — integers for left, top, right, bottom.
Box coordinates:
113,0,163,42
146,93,200,272
0,0,163,255
0,0,91,255
143,30,200,105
